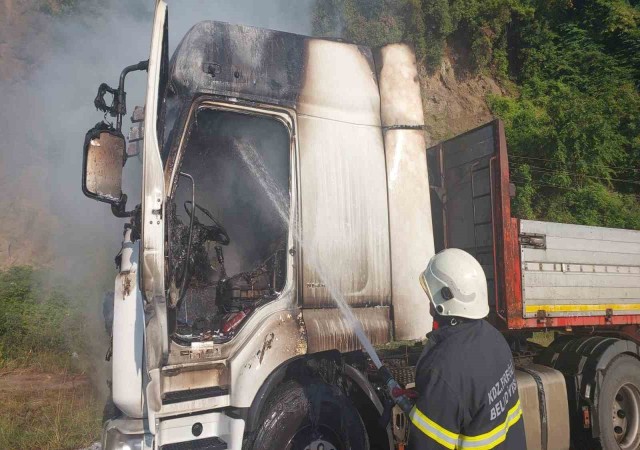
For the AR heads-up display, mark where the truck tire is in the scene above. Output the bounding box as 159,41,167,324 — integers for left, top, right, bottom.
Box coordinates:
248,379,369,450
598,355,640,450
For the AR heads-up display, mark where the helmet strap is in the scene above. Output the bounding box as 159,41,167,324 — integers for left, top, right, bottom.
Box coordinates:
442,316,471,327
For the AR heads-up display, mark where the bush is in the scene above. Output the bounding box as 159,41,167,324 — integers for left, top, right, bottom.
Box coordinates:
312,0,345,38
423,0,453,66
0,266,85,366
404,0,428,60
488,1,640,229
342,0,407,47
313,0,422,50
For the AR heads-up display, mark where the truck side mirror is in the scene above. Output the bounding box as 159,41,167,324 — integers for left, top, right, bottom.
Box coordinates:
82,122,126,206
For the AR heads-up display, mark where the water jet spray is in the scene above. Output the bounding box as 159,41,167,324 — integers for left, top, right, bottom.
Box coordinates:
237,142,414,413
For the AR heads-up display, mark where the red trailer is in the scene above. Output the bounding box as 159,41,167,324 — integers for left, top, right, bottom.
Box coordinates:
426,120,640,449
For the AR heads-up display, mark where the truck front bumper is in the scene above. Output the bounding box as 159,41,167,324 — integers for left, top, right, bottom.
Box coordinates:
103,417,153,450
103,412,244,450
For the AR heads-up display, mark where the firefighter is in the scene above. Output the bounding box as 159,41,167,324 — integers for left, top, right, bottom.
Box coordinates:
408,248,526,450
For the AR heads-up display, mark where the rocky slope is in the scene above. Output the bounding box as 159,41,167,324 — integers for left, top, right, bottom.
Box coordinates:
420,56,505,145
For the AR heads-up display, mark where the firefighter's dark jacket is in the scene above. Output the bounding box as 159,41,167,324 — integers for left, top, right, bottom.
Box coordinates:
408,319,526,450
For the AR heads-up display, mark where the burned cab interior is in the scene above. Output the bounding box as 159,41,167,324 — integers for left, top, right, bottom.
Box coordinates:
167,106,291,344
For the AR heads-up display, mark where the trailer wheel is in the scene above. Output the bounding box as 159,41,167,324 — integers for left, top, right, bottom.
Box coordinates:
598,355,640,450
248,379,369,450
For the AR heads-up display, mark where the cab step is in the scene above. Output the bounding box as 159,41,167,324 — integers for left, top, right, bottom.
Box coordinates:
160,436,227,450
162,386,229,405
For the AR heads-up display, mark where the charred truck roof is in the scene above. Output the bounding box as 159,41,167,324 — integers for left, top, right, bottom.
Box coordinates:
169,21,373,108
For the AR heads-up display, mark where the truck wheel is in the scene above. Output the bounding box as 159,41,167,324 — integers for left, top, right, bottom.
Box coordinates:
598,355,640,450
249,379,369,450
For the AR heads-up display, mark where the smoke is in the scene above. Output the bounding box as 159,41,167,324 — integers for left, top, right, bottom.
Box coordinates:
0,0,314,269
0,0,313,394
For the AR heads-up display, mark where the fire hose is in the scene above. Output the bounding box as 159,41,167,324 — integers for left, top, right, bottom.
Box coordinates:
376,365,418,450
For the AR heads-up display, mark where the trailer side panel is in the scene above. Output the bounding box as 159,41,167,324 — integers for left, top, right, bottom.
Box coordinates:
521,220,640,319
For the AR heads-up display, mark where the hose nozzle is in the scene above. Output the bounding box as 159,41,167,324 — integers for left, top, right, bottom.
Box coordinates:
378,365,415,414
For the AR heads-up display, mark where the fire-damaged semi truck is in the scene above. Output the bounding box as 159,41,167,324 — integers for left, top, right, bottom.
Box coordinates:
82,2,640,449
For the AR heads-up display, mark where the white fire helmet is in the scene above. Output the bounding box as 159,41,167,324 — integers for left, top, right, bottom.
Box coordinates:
419,248,490,320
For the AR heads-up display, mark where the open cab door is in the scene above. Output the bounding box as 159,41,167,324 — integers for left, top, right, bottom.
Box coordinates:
141,0,169,392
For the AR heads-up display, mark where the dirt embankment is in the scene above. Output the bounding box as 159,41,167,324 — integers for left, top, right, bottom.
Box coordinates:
420,56,505,146
0,369,88,393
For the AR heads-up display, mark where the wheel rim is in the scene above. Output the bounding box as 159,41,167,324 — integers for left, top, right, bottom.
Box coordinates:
286,425,343,450
612,383,640,449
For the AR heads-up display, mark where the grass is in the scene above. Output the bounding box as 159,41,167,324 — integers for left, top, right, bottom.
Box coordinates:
0,267,105,449
0,359,103,450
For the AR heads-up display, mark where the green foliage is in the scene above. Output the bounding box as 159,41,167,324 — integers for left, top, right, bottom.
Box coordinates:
0,266,85,366
312,0,529,71
312,0,345,37
0,269,103,449
422,0,452,65
420,0,524,72
343,0,407,47
488,0,640,228
311,0,640,229
404,0,429,60
313,0,432,52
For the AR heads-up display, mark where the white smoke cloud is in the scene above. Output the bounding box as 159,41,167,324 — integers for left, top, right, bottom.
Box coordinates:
0,0,313,394
0,0,313,275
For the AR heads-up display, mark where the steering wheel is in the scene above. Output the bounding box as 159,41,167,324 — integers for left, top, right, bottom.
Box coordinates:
184,201,230,245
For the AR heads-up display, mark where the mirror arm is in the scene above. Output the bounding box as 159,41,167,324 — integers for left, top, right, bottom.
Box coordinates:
116,60,149,131
111,194,134,218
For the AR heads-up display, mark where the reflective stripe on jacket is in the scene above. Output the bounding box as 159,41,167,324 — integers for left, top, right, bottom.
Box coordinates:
408,320,526,450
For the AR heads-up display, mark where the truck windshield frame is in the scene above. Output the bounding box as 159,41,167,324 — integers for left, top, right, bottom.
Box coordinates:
164,99,297,344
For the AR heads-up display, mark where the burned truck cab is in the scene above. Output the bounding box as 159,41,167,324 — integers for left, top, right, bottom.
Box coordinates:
84,1,435,448
161,22,303,346
162,22,384,347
